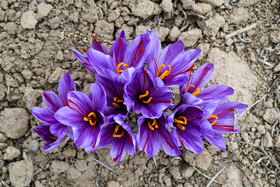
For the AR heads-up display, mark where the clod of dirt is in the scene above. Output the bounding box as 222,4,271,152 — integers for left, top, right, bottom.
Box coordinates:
270,30,280,43
161,0,173,14
108,9,120,22
228,7,250,25
0,84,5,101
23,87,42,110
0,143,8,150
9,160,33,187
200,0,226,7
197,14,225,36
168,26,181,42
183,149,212,170
37,3,53,19
263,132,273,147
48,67,67,84
0,108,29,139
107,181,120,187
94,20,115,40
178,28,202,47
208,48,259,105
0,132,7,142
238,0,259,7
191,3,212,16
28,139,40,154
131,0,162,19
224,164,243,187
263,108,279,124
3,22,17,35
21,11,38,29
197,43,210,60
274,136,280,148
3,146,21,161
181,0,195,10
50,160,70,175
154,27,170,42
168,166,181,181
181,164,195,179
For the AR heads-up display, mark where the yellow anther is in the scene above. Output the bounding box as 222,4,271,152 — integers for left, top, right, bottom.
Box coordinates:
50,135,58,141
159,65,171,79
142,97,153,104
207,115,218,126
177,123,185,130
148,119,158,130
88,112,96,118
113,125,125,137
112,102,121,108
178,116,187,124
89,120,96,126
184,84,200,96
117,62,129,75
113,97,124,108
174,116,187,130
139,90,149,99
156,64,165,77
84,112,97,126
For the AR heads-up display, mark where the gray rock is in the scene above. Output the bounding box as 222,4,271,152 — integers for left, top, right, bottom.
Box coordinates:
274,136,280,148
168,26,181,42
0,132,7,142
183,149,212,170
37,3,53,19
3,22,17,35
178,28,202,47
0,143,8,150
0,108,29,139
9,160,33,187
131,0,161,19
263,108,279,124
4,146,21,160
263,132,273,148
273,63,280,73
270,31,280,43
0,160,4,169
48,67,66,84
21,11,38,29
28,140,40,154
257,125,265,135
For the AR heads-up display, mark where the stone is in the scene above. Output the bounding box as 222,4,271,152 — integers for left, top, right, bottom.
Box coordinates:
207,48,259,105
50,160,69,175
4,146,21,160
183,149,211,170
178,28,202,47
168,167,181,181
0,84,5,100
21,11,38,29
224,164,243,187
263,132,273,148
257,125,265,135
228,8,250,25
161,0,173,13
28,140,40,154
35,181,44,187
181,165,195,179
197,43,210,60
37,3,53,19
273,63,280,72
168,26,181,42
56,50,64,61
0,132,7,142
48,67,66,84
21,69,33,81
154,27,170,42
0,108,29,139
0,160,4,169
107,181,120,187
3,22,17,35
0,143,8,150
63,148,76,157
23,87,41,110
9,160,33,187
94,20,115,40
131,0,161,19
180,0,194,9
270,30,280,43
135,25,151,36
191,3,212,16
238,0,259,7
5,73,18,87
199,0,225,7
198,14,225,36
108,9,120,22
274,136,280,148
263,108,278,124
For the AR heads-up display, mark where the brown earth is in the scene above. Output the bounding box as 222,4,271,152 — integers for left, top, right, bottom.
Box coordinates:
0,0,280,186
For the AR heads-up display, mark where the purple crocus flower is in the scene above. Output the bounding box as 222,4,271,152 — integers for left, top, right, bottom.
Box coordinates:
137,114,181,157
31,72,76,138
180,63,234,106
33,124,65,152
74,31,150,83
95,74,129,118
167,104,212,154
202,101,248,151
124,68,173,118
146,30,200,87
93,116,136,162
54,83,106,150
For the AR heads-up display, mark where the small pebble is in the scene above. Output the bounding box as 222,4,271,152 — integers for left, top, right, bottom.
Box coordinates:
28,140,40,154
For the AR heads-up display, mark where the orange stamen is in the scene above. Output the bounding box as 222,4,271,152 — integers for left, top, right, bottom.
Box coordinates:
113,125,125,138
207,115,218,126
117,62,129,75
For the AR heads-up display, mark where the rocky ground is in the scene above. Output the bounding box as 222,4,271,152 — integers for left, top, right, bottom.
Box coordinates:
0,0,280,186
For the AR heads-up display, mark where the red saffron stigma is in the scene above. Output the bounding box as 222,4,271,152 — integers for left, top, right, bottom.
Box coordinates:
113,140,125,162
217,108,234,117
143,130,151,152
192,67,210,94
186,108,199,119
115,38,123,66
83,62,92,66
43,93,57,111
93,36,107,54
71,88,75,91
149,100,171,104
65,100,87,116
157,130,174,150
165,64,195,78
188,116,203,123
92,125,97,148
82,48,87,52
177,129,184,147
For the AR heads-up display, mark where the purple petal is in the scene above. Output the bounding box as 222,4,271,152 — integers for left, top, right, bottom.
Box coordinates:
89,83,107,112
42,91,64,113
181,92,203,106
54,106,86,127
198,84,234,101
74,125,100,148
50,123,68,138
31,107,58,125
73,51,96,74
204,130,226,151
157,126,181,156
58,72,76,104
110,31,127,65
91,37,109,54
67,91,93,116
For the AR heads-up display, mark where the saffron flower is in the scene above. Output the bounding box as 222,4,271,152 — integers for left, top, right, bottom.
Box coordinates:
203,101,248,151
167,105,211,154
180,63,234,106
31,72,76,138
33,124,65,152
54,83,106,150
74,31,150,83
137,114,181,157
95,116,136,162
95,74,129,118
146,30,200,87
124,68,173,118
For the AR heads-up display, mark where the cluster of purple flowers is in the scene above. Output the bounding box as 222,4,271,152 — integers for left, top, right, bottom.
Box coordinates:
32,30,247,162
